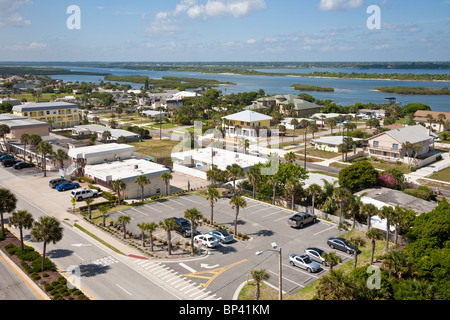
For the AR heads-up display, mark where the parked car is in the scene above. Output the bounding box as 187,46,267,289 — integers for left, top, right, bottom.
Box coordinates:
55,182,81,191
194,234,219,248
2,159,21,167
71,188,99,201
304,247,328,266
287,212,317,228
13,161,34,169
288,254,321,273
327,237,355,254
0,154,14,162
49,178,70,189
209,229,233,243
249,150,260,157
172,217,194,237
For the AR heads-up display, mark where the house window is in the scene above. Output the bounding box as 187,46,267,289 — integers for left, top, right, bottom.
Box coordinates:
394,153,398,159
23,112,28,116
46,111,50,115
392,144,399,150
156,188,160,194
373,141,379,147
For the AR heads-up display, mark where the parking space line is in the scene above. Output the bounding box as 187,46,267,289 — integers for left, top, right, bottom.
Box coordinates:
262,209,284,218
169,198,187,207
274,214,293,222
313,225,336,236
156,201,174,210
268,270,304,288
179,197,197,204
144,204,161,213
249,207,272,214
283,263,321,279
130,207,148,216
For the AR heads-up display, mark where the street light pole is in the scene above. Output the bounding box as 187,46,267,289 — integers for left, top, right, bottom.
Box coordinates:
256,243,282,301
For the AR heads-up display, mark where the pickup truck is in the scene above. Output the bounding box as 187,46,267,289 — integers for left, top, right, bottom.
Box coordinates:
288,212,317,229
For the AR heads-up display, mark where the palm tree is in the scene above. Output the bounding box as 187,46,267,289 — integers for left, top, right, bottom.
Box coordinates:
437,113,446,133
379,206,395,252
20,133,30,160
0,188,17,235
290,118,298,144
309,122,319,140
36,140,53,177
350,192,366,229
29,134,42,164
184,208,203,255
229,195,247,236
0,124,10,152
146,222,158,251
117,215,131,239
251,269,270,300
226,164,244,192
54,149,69,169
360,203,378,230
135,175,150,202
328,118,337,134
316,269,356,300
382,249,415,279
366,228,383,264
84,197,94,220
30,216,63,272
246,166,261,199
322,251,342,271
348,236,366,269
306,183,322,216
284,151,296,163
159,218,176,255
285,178,301,210
9,210,33,250
111,179,126,205
98,204,109,227
332,187,352,225
101,130,111,142
300,119,310,168
161,172,173,195
425,113,434,131
205,186,220,224
267,175,279,205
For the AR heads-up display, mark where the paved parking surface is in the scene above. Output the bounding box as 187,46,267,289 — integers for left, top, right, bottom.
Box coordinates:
109,193,348,299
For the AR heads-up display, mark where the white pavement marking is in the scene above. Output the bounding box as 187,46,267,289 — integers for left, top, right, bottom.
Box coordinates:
144,204,162,213
249,206,272,214
116,284,132,296
169,199,187,206
179,262,197,273
130,207,148,216
262,210,284,218
179,197,197,204
157,201,174,210
268,270,304,289
313,225,336,236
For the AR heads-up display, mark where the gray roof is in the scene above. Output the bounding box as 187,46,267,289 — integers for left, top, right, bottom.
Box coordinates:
222,110,272,122
12,102,78,112
315,135,364,146
371,125,431,144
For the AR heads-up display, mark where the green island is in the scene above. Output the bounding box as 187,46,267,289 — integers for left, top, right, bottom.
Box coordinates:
103,74,235,90
291,83,335,92
0,66,107,76
373,86,450,95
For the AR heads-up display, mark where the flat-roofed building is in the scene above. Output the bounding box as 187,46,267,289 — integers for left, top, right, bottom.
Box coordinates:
12,102,79,129
0,113,49,140
84,158,170,199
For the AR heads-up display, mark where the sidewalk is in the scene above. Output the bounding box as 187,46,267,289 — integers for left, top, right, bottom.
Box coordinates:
405,152,450,184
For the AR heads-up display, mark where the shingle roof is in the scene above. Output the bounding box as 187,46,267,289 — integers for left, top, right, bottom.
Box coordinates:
383,125,431,144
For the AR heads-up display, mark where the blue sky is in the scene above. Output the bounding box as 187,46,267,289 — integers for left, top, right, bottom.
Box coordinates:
0,0,449,61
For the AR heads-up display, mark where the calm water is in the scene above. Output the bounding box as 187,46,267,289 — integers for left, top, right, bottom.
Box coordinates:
52,66,450,112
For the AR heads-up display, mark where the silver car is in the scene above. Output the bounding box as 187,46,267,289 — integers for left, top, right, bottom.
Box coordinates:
304,247,328,266
289,254,321,273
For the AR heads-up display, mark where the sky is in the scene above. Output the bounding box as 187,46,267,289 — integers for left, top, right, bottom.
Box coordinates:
0,0,449,62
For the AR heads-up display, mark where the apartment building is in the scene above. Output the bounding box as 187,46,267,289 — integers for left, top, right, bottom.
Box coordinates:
12,102,79,129
222,110,272,139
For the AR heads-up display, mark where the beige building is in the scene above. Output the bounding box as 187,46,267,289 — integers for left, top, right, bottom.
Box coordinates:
12,102,79,129
366,125,433,162
414,110,450,133
0,114,49,140
257,94,322,117
222,110,272,139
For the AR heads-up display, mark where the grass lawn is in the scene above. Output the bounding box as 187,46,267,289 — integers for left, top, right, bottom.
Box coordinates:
238,230,388,300
5,93,67,102
428,166,450,183
306,147,340,159
127,139,181,159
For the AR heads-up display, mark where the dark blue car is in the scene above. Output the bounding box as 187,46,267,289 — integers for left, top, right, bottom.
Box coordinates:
55,182,80,191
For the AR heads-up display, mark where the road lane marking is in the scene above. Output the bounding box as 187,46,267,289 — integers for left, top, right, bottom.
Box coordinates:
116,284,132,296
179,263,197,273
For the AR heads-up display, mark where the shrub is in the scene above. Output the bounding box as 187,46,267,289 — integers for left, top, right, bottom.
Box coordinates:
377,173,399,189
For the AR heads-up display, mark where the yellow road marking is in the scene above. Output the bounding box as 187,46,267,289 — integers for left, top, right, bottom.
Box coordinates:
183,259,247,288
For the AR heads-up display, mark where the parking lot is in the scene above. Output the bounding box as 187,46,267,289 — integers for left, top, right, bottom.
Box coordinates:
110,193,350,298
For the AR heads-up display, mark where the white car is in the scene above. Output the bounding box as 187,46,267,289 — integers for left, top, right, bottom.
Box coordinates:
194,234,219,248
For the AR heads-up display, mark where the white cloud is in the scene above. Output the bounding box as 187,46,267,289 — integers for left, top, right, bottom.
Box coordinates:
319,0,364,11
0,0,31,28
186,0,266,20
375,43,390,50
27,42,47,49
246,39,256,44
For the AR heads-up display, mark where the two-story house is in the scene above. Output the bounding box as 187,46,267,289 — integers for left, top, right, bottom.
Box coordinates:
222,110,272,139
366,125,433,162
12,102,79,129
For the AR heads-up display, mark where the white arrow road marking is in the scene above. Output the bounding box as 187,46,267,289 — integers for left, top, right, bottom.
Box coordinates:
179,263,197,273
200,264,219,269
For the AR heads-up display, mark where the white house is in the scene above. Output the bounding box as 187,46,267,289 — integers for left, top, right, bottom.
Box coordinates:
314,136,364,153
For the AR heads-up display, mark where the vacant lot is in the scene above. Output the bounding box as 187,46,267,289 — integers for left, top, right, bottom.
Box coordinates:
127,139,181,160
428,166,450,183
